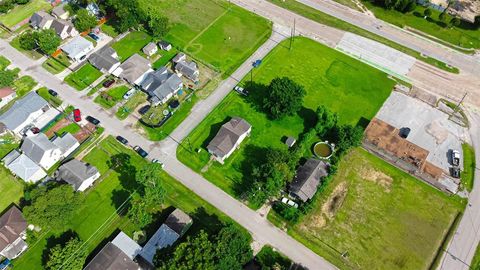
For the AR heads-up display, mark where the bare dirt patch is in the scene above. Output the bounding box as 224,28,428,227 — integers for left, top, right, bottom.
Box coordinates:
322,182,348,219
358,167,393,192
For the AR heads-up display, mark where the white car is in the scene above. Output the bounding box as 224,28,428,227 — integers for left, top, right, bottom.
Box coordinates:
281,197,298,208
123,88,137,100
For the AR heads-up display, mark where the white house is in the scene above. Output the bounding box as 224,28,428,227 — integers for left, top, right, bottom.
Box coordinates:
55,159,100,192
2,150,46,183
61,36,94,62
30,11,54,29
0,206,28,260
21,133,63,170
0,87,16,109
50,19,78,40
207,117,251,164
142,42,158,56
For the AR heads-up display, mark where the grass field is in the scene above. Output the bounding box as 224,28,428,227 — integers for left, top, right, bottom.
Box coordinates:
111,31,152,62
13,75,37,97
0,0,51,28
94,85,130,109
64,64,102,90
267,0,459,73
0,167,24,213
0,56,10,70
177,37,394,200
13,136,243,270
138,0,271,75
42,53,70,74
472,244,480,270
56,123,81,135
268,148,463,270
462,143,476,192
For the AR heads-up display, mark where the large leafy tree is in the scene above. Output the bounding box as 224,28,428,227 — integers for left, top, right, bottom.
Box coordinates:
127,193,153,229
333,125,364,154
18,31,37,50
147,14,170,40
215,225,253,269
263,77,306,119
45,236,88,270
315,105,338,138
136,163,166,207
0,69,17,88
105,0,146,32
74,9,97,32
23,185,84,230
36,29,61,54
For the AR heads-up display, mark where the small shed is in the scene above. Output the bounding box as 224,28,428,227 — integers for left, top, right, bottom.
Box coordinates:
142,42,158,56
158,41,172,51
285,136,296,148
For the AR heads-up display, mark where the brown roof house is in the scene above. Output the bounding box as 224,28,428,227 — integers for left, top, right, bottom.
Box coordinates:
0,206,28,260
0,87,16,110
207,117,251,164
289,159,329,202
112,54,153,85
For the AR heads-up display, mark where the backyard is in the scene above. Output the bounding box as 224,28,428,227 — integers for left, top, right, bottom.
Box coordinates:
0,135,23,213
12,136,241,270
177,37,394,200
138,0,272,75
269,148,464,270
111,31,152,62
0,0,51,29
64,63,102,90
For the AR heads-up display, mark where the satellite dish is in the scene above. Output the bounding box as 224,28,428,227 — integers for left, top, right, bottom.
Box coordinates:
163,110,169,116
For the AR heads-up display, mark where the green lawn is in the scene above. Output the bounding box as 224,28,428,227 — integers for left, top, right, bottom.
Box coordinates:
42,53,70,74
56,123,81,135
269,148,463,270
0,167,24,213
0,56,10,70
64,63,102,90
116,92,147,120
462,143,476,192
472,243,480,270
111,31,152,62
362,2,480,50
0,0,51,28
267,0,459,73
94,85,130,109
152,48,178,69
13,76,37,97
139,0,271,75
177,37,394,198
36,87,63,107
100,22,119,38
13,136,243,270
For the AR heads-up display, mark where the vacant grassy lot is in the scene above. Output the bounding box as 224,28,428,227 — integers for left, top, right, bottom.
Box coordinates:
462,143,476,192
111,31,152,62
13,136,241,270
269,149,463,270
0,0,51,28
64,64,102,90
13,75,37,97
94,85,130,109
177,37,394,199
42,53,70,74
139,0,271,75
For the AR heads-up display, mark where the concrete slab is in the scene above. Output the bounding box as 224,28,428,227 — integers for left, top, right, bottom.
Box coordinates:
375,92,467,173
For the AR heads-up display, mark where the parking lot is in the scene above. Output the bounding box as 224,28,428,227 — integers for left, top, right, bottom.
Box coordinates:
375,91,468,173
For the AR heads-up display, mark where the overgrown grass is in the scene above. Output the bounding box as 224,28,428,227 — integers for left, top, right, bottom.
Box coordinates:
116,92,147,120
13,76,37,97
94,85,129,109
64,63,102,90
100,22,119,38
0,167,24,213
42,53,70,74
462,143,476,192
0,55,11,70
111,31,152,62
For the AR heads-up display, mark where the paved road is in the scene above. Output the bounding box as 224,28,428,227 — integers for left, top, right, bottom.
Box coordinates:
232,0,480,107
438,110,480,270
0,33,338,269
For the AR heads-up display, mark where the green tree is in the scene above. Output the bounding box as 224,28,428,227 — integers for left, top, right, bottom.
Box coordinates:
315,105,338,138
45,236,88,270
127,193,153,229
147,14,170,40
334,125,364,154
439,12,447,22
36,29,61,54
0,69,17,88
18,31,37,50
263,77,306,119
105,0,146,32
0,0,14,13
136,163,166,207
423,8,432,17
74,9,97,32
23,185,84,230
215,225,253,269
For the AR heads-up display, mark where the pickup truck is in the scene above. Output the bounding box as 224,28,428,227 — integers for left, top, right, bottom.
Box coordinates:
452,150,461,166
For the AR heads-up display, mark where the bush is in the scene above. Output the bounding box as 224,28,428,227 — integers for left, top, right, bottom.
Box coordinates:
272,202,302,223
19,31,37,50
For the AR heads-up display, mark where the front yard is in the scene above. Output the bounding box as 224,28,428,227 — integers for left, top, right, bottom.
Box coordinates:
13,75,37,97
42,53,71,74
268,148,464,270
116,92,147,120
36,87,63,107
64,63,102,90
94,85,130,109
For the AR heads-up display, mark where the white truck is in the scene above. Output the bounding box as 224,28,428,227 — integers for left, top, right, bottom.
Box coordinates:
452,150,461,166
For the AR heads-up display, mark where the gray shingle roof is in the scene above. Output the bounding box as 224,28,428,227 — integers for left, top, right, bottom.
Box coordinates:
4,153,44,182
164,209,193,235
142,42,157,55
290,159,329,202
175,61,199,81
84,242,139,270
56,159,99,190
0,92,48,131
52,3,68,18
0,206,27,254
88,46,120,72
52,132,78,154
111,232,141,260
140,67,182,103
2,149,21,166
117,54,151,84
30,11,54,28
21,133,57,164
50,19,74,36
207,117,251,158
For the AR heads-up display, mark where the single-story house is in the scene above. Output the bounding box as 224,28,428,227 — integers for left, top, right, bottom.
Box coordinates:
0,92,59,136
2,150,46,183
84,231,141,270
158,41,172,51
175,60,199,82
289,159,329,202
55,159,100,192
88,46,121,74
139,209,192,266
52,3,69,20
0,206,28,260
52,132,80,158
140,67,183,106
172,53,186,64
142,42,158,56
112,54,152,85
30,11,54,29
50,19,78,40
0,87,16,109
207,117,251,164
61,36,94,62
21,133,63,170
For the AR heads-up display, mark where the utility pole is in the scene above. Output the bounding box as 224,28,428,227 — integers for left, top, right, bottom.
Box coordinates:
289,18,296,50
453,92,467,114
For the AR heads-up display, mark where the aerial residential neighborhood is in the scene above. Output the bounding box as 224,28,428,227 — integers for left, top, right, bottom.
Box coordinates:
0,0,478,269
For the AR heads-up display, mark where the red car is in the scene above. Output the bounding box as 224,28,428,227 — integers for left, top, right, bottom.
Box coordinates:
73,109,81,122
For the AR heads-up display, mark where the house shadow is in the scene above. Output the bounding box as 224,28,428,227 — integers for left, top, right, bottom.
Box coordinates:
107,153,137,192
41,230,79,267
234,145,269,198
201,117,231,149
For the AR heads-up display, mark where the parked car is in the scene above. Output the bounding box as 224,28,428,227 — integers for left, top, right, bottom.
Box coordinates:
88,33,101,41
73,109,81,122
30,127,40,134
138,105,151,115
450,167,461,178
116,136,128,145
134,146,148,158
234,85,249,96
281,197,298,208
152,159,165,168
102,79,115,88
48,89,58,96
86,116,100,125
451,150,461,166
123,88,136,100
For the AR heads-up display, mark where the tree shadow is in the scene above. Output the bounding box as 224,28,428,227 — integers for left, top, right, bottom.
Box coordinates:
243,81,268,114
200,117,231,149
297,106,317,133
356,117,370,130
234,145,269,197
143,206,175,240
41,230,78,267
110,188,131,216
189,207,224,236
107,153,138,192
